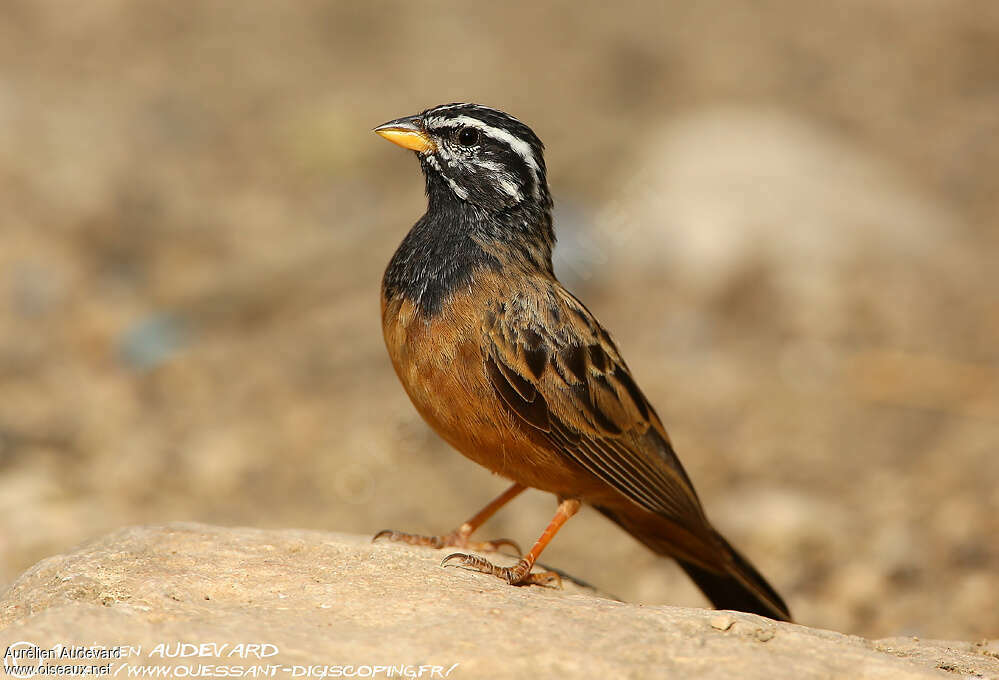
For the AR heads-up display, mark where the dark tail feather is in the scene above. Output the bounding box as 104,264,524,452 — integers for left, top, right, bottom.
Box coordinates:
678,533,791,622
595,505,791,621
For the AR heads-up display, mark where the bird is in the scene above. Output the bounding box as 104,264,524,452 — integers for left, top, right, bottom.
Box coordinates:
372,102,791,621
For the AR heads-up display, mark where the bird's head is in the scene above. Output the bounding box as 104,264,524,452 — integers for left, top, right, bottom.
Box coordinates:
375,103,552,214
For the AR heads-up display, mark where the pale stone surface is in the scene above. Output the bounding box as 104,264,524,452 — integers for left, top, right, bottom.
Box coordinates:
1,524,996,679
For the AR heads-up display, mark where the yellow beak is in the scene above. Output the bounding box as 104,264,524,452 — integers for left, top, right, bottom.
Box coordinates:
374,114,435,153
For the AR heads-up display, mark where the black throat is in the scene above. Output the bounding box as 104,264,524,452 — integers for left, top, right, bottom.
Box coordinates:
383,163,554,317
382,206,500,318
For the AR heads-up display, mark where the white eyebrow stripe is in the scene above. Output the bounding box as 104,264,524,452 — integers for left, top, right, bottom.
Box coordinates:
424,114,541,178
427,102,473,114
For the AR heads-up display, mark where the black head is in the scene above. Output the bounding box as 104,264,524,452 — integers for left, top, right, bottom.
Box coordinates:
378,104,557,314
375,103,552,214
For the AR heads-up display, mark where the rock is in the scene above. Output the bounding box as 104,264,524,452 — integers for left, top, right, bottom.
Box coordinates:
1,523,996,679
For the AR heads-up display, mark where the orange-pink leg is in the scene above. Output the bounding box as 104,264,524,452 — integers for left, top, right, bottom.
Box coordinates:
442,498,581,586
373,482,525,554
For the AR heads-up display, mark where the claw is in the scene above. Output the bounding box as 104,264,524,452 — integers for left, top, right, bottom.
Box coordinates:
371,529,447,548
371,529,520,555
440,552,473,569
441,552,561,587
372,529,394,543
441,551,507,577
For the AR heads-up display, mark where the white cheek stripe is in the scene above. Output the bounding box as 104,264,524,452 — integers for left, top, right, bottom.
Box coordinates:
495,176,523,200
478,159,523,200
426,154,469,200
424,114,541,197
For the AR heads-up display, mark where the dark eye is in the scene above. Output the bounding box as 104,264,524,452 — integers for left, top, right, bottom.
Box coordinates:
456,127,479,147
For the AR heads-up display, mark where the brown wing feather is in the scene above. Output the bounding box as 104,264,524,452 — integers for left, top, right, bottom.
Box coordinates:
483,282,707,526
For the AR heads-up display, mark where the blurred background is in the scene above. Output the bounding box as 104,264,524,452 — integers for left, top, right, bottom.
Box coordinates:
1,0,997,640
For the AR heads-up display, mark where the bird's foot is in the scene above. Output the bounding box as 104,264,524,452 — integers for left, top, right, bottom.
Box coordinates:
440,552,561,587
372,529,521,556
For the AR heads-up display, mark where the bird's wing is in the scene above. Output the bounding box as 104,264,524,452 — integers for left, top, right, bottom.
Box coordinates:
483,282,707,525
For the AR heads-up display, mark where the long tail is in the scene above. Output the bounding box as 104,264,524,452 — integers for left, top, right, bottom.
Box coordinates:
676,531,791,622
596,506,792,622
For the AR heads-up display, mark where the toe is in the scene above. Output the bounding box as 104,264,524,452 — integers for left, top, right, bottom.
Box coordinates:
518,570,562,588
440,552,487,571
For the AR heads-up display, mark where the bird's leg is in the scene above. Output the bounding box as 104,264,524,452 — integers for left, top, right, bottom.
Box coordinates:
442,497,580,587
373,482,525,555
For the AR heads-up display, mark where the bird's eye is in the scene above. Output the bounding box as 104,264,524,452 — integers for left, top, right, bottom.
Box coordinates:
456,127,479,147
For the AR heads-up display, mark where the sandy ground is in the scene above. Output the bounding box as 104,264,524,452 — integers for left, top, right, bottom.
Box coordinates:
1,0,997,640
